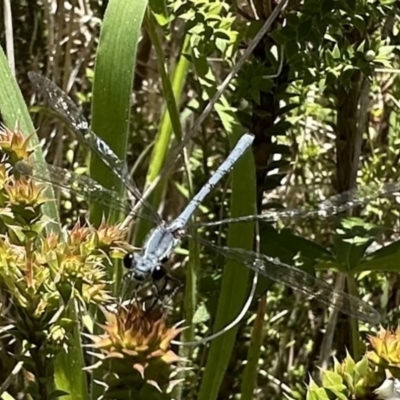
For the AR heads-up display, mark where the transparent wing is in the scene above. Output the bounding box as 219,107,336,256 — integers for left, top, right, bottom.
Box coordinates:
196,237,380,324
15,160,160,223
193,181,400,227
28,71,162,223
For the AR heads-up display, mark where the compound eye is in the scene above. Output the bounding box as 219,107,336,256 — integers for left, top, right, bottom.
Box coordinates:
123,253,135,269
151,265,166,281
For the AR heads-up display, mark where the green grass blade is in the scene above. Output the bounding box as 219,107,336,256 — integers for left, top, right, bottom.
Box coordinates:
53,347,88,400
90,0,148,227
133,18,191,245
87,2,148,398
198,107,256,400
181,236,200,343
240,296,267,400
146,12,186,172
346,274,361,360
89,0,148,295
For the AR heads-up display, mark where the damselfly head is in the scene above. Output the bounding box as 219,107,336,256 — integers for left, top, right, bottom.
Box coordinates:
123,252,168,282
123,253,145,281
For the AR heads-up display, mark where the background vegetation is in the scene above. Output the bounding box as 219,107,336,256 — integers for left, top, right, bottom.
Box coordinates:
0,0,400,399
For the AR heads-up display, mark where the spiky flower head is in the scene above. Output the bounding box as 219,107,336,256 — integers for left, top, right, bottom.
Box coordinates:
0,133,48,229
65,219,133,263
87,303,185,398
4,177,48,226
38,222,127,307
0,124,33,164
367,327,400,370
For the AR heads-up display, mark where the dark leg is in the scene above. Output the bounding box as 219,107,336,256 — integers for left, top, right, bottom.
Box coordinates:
144,275,182,314
160,275,183,308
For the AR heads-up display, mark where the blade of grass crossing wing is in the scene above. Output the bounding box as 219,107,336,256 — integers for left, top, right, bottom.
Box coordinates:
139,25,199,356
198,103,256,400
89,0,148,289
88,1,148,399
133,14,191,247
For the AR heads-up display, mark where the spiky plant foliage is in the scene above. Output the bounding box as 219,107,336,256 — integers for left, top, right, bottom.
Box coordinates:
0,126,137,398
307,352,379,400
86,303,185,399
306,328,400,399
367,327,400,375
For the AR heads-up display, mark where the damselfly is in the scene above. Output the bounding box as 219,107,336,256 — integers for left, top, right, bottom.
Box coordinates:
17,72,386,324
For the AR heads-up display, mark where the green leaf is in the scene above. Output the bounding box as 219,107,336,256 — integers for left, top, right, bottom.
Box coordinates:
322,369,344,386
197,102,255,400
88,1,148,399
269,28,287,46
240,299,266,400
343,351,356,376
340,0,356,13
328,390,348,400
281,25,297,40
259,224,332,272
321,371,348,399
265,120,292,136
249,87,260,104
342,371,355,391
354,238,400,273
321,0,334,17
49,390,71,399
149,0,169,26
356,40,367,53
333,357,341,373
355,356,369,377
378,45,395,57
297,19,313,41
332,218,382,271
277,103,301,116
286,40,301,63
192,303,211,324
192,48,210,77
341,64,356,84
90,0,148,227
133,17,190,264
325,50,335,68
353,14,365,33
307,377,330,400
332,43,341,59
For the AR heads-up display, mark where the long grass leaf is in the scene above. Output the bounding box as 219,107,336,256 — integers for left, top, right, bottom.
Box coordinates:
240,296,267,400
87,1,148,398
133,17,191,245
89,0,148,293
198,106,256,400
90,0,148,226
